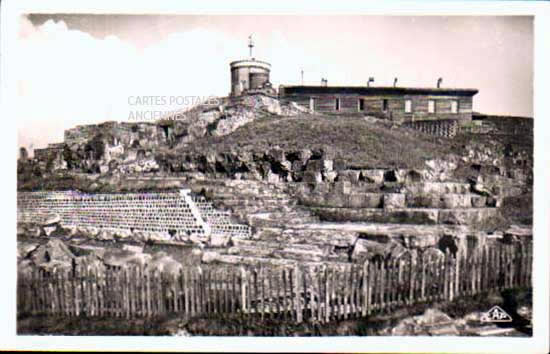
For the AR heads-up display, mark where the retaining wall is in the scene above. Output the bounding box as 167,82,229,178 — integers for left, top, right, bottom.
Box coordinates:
17,190,250,238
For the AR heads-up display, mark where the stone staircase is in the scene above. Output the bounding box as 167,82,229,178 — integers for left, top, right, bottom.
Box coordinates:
189,179,320,229
187,178,357,265
295,180,500,226
183,163,523,267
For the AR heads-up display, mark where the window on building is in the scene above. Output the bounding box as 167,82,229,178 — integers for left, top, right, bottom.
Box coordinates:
358,98,365,111
383,99,388,111
451,100,459,114
405,99,412,113
335,98,340,111
428,100,435,113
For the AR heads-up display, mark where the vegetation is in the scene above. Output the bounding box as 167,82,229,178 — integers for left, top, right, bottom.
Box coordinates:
182,114,456,169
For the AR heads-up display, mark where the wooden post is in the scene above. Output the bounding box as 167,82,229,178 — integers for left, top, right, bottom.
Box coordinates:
146,268,151,317
213,268,219,314
231,268,236,315
289,267,295,321
246,268,252,320
455,249,460,298
224,268,230,314
443,250,449,301
283,268,289,320
336,266,343,320
380,260,386,312
240,267,247,316
295,265,302,323
307,268,315,321
420,255,426,301
351,264,360,317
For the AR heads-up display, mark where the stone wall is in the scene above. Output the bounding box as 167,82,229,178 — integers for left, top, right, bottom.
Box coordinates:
17,189,250,239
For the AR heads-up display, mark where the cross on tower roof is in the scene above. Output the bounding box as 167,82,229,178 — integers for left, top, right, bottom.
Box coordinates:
248,34,254,58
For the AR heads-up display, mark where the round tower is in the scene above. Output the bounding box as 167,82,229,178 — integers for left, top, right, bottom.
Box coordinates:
230,35,271,97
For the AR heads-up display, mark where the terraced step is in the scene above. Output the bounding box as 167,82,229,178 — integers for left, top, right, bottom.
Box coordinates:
403,182,471,195
406,193,490,209
300,192,492,209
311,207,498,225
247,212,320,228
250,227,358,248
295,222,470,238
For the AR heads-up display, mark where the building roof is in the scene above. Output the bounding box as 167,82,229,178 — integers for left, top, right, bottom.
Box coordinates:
279,85,479,96
229,59,271,70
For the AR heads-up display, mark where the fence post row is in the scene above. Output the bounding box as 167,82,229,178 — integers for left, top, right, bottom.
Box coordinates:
17,242,532,323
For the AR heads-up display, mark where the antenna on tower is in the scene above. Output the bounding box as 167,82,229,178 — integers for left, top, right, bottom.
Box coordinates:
248,34,254,58
301,69,304,85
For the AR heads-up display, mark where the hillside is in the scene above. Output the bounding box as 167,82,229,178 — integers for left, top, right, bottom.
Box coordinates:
174,114,456,170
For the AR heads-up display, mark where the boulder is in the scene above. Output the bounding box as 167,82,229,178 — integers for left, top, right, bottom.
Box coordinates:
29,239,75,265
147,231,171,242
303,171,322,183
351,239,368,262
42,226,57,237
122,244,143,253
26,225,42,238
189,234,205,246
38,259,72,273
202,251,219,264
383,194,405,210
104,249,152,268
324,171,338,183
361,169,385,184
337,170,361,183
351,238,404,262
18,243,39,259
114,229,133,239
97,229,115,241
473,182,493,197
41,213,61,226
266,170,281,183
68,244,106,259
209,234,230,247
391,309,457,336
82,226,100,238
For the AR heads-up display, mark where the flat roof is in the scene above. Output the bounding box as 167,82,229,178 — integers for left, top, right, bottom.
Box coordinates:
229,59,271,69
279,85,479,96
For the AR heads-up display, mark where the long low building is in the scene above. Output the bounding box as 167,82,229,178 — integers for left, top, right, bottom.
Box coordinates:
278,85,478,124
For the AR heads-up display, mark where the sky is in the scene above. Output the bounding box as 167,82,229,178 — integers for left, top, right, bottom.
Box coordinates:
17,15,533,152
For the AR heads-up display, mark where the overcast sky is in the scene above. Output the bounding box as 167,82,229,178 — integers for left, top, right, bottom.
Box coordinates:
18,15,533,152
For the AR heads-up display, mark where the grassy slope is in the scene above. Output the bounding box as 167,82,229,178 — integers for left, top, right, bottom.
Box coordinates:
181,114,455,169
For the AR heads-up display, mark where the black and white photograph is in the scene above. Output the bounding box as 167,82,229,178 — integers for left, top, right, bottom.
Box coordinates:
2,1,550,353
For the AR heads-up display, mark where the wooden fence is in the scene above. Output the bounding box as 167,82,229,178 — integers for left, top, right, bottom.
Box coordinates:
17,242,532,323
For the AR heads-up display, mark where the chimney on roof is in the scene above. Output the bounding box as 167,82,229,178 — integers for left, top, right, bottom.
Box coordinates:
437,77,443,88
367,77,375,87
393,78,398,87
321,78,328,87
